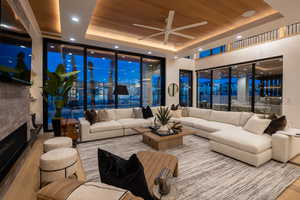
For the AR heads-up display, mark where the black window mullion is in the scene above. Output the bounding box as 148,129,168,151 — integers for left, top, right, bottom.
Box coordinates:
115,52,118,108
251,63,256,112
83,47,87,111
140,57,143,107
196,72,199,108
228,67,232,111
210,70,213,109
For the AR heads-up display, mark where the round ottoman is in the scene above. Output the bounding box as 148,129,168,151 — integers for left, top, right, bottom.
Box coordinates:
40,147,78,186
43,137,72,152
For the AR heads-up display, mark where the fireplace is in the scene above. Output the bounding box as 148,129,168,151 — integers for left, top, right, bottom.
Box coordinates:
0,123,28,182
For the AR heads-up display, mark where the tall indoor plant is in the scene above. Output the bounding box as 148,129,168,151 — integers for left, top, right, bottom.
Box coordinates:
43,64,79,136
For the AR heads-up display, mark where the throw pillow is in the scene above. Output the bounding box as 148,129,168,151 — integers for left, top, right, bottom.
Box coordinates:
265,115,287,135
243,115,271,135
142,106,154,119
98,149,153,200
239,112,254,127
97,110,109,122
85,110,98,124
171,110,182,118
170,104,179,110
133,108,143,118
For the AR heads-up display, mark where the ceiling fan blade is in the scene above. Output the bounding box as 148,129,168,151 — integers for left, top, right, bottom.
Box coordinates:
170,32,195,40
166,10,175,31
139,32,165,40
133,24,164,32
172,21,208,32
164,10,175,45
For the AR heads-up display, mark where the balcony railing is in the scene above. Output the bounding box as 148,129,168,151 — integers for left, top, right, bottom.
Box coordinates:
197,22,300,59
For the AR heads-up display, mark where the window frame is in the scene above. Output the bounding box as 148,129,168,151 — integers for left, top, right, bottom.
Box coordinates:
43,38,166,131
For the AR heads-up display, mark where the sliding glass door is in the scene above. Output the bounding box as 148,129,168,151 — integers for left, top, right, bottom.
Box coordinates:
197,70,211,108
231,64,252,112
196,57,283,115
179,70,193,107
86,49,115,109
212,68,229,111
142,58,161,107
46,43,84,129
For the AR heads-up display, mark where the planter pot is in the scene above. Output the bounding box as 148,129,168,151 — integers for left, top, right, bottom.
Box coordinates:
52,119,61,137
158,125,169,135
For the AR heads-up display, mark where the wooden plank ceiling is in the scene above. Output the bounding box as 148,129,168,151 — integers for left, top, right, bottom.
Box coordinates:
90,0,279,47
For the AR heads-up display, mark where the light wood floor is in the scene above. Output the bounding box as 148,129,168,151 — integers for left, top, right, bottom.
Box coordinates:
2,133,86,200
2,133,300,200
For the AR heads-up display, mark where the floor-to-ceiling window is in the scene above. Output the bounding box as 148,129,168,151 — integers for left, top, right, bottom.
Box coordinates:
197,70,211,108
44,39,165,131
179,70,193,107
196,57,283,115
231,64,253,112
46,43,84,129
212,68,229,111
117,54,141,108
142,58,161,107
254,58,283,115
86,49,115,109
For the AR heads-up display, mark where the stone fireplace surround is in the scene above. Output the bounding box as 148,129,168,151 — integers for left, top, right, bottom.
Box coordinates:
0,81,30,185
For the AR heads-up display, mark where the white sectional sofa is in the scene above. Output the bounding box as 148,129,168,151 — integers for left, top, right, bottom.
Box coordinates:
79,106,300,167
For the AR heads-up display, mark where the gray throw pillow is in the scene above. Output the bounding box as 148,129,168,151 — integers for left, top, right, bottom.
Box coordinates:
133,108,143,118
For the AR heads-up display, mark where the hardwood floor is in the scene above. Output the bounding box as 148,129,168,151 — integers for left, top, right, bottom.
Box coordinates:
1,132,300,200
277,155,300,200
2,133,86,200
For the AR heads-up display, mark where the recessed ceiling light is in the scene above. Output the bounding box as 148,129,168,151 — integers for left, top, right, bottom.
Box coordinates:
147,51,152,54
198,48,203,51
70,37,75,41
236,35,242,40
114,45,119,49
71,16,79,22
50,45,55,48
174,56,178,59
242,10,256,18
20,45,26,48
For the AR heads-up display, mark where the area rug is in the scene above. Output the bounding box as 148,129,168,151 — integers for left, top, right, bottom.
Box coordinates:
77,135,300,200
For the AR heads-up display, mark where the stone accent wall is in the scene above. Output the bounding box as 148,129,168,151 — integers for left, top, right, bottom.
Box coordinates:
0,82,30,141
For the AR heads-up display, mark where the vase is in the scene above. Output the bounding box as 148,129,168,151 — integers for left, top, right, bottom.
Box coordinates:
158,124,169,134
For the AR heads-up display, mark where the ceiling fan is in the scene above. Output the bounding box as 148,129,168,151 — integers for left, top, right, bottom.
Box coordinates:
133,10,207,45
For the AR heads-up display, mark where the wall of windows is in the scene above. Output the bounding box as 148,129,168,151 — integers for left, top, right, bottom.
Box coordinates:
179,70,193,107
44,39,165,130
197,57,283,114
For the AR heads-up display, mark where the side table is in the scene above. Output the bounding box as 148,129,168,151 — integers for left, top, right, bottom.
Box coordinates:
61,118,79,146
153,184,177,200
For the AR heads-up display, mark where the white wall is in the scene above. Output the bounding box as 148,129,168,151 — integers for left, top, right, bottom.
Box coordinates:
196,35,300,128
166,58,196,107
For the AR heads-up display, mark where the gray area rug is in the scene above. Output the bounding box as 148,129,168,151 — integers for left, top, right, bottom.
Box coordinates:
77,135,300,200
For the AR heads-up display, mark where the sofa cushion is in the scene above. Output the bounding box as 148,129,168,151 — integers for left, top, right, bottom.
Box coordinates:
90,121,123,133
115,108,134,120
98,109,117,121
177,117,196,127
133,107,143,118
243,115,271,135
210,128,272,154
239,112,254,127
117,118,151,129
181,107,189,117
209,110,241,126
188,107,211,120
192,119,236,132
170,110,182,118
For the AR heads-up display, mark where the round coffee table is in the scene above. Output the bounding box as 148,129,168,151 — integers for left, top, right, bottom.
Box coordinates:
153,184,177,200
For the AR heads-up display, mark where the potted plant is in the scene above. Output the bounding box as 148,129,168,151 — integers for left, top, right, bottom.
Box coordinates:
42,64,79,136
156,107,172,134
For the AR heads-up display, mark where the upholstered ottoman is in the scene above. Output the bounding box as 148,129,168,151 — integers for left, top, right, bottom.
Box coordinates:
43,137,72,152
40,148,78,186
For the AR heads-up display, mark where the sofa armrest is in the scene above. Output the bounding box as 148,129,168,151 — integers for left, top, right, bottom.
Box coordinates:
79,118,90,141
272,133,290,163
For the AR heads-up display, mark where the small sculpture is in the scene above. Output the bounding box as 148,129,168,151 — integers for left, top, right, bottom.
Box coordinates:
154,168,171,195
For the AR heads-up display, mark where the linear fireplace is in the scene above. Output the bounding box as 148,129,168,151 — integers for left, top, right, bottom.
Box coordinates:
0,123,28,182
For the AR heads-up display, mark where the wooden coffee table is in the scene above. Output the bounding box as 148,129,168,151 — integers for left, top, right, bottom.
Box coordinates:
134,127,196,150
